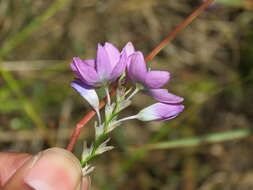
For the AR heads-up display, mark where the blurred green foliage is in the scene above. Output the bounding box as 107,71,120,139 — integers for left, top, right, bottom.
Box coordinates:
217,0,242,6
1,0,253,189
0,86,21,113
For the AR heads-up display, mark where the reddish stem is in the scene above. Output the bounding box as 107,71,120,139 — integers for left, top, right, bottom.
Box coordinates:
66,89,116,151
66,0,214,151
145,0,214,62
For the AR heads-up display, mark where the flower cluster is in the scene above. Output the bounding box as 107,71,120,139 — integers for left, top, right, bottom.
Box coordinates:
70,42,184,174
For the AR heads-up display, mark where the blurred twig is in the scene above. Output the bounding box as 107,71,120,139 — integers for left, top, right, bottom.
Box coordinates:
0,60,66,71
145,0,215,62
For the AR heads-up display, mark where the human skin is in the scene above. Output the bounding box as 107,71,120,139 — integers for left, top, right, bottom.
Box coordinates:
0,148,90,190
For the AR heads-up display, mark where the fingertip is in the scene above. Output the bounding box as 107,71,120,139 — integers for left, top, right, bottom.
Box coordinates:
0,152,31,187
24,147,83,190
3,147,83,190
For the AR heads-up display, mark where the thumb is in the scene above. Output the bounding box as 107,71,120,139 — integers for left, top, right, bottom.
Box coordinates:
2,147,89,190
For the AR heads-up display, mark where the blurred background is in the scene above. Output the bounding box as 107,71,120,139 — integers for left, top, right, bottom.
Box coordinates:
1,0,253,189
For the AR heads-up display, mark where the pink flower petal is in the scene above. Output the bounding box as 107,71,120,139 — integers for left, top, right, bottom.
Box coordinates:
111,50,127,81
83,59,95,68
104,42,120,68
96,44,113,81
128,52,147,83
147,89,184,104
144,71,170,89
122,42,135,56
72,57,99,86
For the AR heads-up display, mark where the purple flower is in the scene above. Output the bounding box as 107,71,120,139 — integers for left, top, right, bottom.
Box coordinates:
128,52,170,89
71,79,99,110
136,103,184,122
71,42,129,88
127,51,183,104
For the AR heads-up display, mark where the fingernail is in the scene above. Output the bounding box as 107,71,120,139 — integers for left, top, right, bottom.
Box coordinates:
24,148,82,190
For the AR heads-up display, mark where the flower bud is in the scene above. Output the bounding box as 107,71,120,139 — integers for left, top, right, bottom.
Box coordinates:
137,103,184,122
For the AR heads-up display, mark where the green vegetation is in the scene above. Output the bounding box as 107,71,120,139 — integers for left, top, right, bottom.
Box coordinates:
1,0,253,189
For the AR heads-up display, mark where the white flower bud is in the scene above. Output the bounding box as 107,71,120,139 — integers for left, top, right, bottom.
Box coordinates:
71,80,99,111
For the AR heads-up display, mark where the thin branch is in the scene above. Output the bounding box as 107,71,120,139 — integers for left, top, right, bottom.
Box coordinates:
145,0,215,62
66,0,215,151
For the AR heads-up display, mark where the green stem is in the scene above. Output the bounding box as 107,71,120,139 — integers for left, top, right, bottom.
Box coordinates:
81,103,121,166
81,86,139,167
81,132,109,166
139,129,253,150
